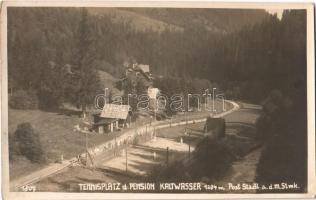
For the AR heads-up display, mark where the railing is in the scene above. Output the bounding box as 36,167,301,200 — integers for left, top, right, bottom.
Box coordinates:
79,124,156,167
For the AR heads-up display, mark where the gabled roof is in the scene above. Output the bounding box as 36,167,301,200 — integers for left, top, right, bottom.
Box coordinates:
100,104,130,120
137,64,150,73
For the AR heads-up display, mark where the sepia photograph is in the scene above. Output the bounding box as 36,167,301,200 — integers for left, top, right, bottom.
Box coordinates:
1,1,315,199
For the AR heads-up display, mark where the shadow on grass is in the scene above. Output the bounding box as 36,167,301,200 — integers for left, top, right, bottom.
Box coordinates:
226,122,256,128
129,152,160,161
57,108,82,117
39,107,82,117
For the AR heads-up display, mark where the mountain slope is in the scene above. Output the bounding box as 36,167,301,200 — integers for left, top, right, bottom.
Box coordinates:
123,8,271,33
88,8,183,32
89,8,271,34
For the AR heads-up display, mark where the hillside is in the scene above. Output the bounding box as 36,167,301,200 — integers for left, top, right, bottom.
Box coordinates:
88,8,183,32
89,8,271,33
125,8,271,33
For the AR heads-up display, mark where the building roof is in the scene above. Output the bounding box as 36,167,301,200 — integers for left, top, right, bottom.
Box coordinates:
137,64,150,73
100,104,130,120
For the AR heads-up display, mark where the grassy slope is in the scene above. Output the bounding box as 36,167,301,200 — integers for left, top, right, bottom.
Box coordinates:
9,70,122,160
9,70,124,180
8,108,127,179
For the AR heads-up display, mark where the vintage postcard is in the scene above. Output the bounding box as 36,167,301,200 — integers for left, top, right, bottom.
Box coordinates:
1,1,315,199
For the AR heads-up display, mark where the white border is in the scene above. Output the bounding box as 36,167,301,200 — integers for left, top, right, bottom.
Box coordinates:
1,1,315,199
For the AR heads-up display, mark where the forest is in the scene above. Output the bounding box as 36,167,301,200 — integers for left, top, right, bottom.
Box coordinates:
8,8,306,108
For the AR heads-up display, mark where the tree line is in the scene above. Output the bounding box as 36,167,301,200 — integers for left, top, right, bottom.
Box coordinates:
8,8,305,110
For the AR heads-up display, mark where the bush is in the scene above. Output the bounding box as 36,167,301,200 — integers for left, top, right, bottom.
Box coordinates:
255,90,307,192
147,137,235,183
13,123,46,163
189,137,234,180
256,133,307,192
9,89,39,109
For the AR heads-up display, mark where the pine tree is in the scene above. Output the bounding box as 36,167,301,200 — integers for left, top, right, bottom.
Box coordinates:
70,8,100,115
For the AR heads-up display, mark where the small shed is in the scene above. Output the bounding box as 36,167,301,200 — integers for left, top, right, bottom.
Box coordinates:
204,116,226,139
93,116,119,134
93,104,131,134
